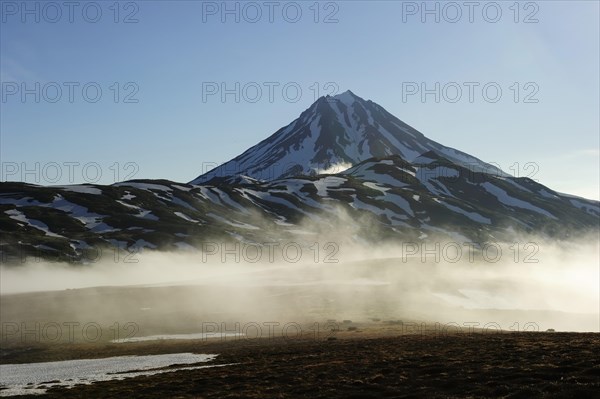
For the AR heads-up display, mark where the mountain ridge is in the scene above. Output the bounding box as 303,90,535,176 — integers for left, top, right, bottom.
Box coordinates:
1,154,598,263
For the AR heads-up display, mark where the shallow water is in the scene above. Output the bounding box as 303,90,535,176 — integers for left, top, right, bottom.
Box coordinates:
0,353,220,396
111,332,244,343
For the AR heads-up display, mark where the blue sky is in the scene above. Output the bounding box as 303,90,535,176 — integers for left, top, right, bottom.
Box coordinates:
1,1,598,199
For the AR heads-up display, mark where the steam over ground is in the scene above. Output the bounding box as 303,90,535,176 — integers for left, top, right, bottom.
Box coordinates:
1,233,598,334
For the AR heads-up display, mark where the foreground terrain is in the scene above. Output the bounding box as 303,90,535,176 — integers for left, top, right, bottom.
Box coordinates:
2,274,598,398
2,330,600,398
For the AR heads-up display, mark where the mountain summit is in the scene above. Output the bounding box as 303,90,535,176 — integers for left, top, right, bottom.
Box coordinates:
191,90,504,184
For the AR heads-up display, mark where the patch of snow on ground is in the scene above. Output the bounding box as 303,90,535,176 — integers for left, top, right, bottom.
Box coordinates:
5,209,64,238
482,182,557,219
172,184,192,191
174,211,199,223
350,168,408,187
51,196,120,232
135,210,159,221
539,189,559,200
434,199,491,224
55,185,102,195
496,177,533,193
121,192,136,200
313,176,346,196
0,353,220,397
350,195,405,226
116,200,141,210
569,199,600,215
363,182,389,194
379,193,414,217
131,239,157,250
114,182,172,191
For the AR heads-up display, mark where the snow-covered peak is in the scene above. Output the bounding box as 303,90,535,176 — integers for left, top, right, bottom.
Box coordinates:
330,90,359,107
190,90,506,184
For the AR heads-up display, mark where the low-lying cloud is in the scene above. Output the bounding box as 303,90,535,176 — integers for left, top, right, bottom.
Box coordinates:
1,232,598,333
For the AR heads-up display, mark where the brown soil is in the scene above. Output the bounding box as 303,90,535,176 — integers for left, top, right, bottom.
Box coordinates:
3,330,600,398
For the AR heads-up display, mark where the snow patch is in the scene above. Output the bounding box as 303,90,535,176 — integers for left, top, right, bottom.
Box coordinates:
55,185,102,195
174,211,199,223
481,182,557,219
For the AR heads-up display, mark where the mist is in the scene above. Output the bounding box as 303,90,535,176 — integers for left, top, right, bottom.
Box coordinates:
1,232,598,334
